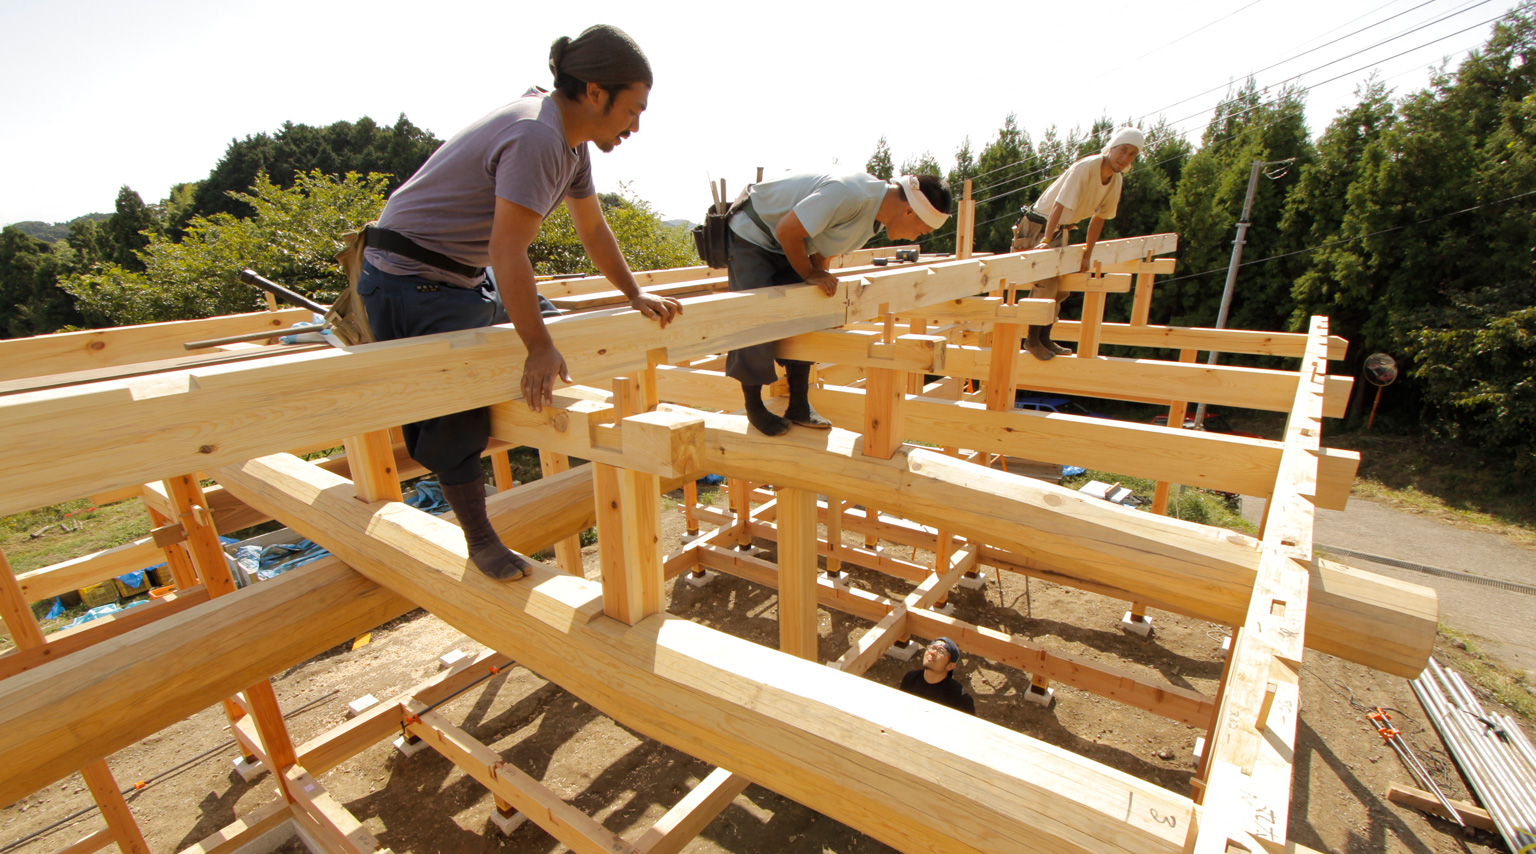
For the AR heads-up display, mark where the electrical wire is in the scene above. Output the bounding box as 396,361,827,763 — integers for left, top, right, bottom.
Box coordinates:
1084,0,1269,86
1154,186,1536,284
1135,0,1488,125
955,1,1517,202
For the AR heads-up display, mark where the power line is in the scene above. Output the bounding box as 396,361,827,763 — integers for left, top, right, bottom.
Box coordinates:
959,0,1512,200
1084,0,1268,86
1155,186,1536,284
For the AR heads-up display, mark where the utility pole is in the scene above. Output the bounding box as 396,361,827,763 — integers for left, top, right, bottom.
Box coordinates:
1191,157,1294,430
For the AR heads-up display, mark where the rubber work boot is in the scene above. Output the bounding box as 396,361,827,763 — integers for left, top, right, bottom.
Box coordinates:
1041,323,1074,356
1024,326,1055,361
783,363,832,429
742,384,790,436
440,479,531,581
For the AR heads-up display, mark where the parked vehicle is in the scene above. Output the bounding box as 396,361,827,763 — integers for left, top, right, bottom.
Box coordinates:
1015,396,1111,419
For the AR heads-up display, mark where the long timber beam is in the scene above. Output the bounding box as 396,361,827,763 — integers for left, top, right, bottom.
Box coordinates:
0,309,311,382
650,367,1359,508
211,451,1191,854
0,235,1174,516
1050,321,1349,361
0,462,601,806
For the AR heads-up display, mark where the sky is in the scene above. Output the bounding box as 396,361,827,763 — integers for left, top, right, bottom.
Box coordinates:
0,0,1515,228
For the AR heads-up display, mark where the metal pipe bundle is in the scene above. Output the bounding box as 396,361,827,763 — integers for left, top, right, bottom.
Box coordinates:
1412,658,1536,852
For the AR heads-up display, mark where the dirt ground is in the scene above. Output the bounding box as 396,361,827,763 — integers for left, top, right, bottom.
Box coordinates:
1,487,1527,854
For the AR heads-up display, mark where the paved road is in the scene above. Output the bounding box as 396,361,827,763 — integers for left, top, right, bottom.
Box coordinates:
1243,496,1536,676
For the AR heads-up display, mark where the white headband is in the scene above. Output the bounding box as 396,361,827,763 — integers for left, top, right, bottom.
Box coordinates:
898,175,950,229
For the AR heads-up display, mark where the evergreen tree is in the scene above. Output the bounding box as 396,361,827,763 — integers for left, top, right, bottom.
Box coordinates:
0,227,81,337
1165,81,1315,333
971,114,1039,253
865,136,894,181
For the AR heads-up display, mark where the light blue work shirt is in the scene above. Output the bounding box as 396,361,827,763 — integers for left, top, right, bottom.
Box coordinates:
730,172,888,258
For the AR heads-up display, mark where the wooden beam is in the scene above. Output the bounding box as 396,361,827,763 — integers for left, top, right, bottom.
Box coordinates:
1051,321,1349,361
284,767,387,854
178,796,290,854
79,760,150,854
775,330,947,372
406,705,639,854
0,586,211,680
1192,317,1329,854
941,346,1352,417
539,452,586,576
0,309,309,382
0,235,1176,516
633,767,752,854
15,536,164,604
215,451,1192,854
1386,785,1496,832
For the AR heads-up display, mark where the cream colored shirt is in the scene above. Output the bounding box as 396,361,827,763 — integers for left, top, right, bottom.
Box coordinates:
1032,154,1121,226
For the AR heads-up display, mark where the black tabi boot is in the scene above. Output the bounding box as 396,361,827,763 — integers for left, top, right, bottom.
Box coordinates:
1024,325,1055,361
742,384,790,436
1041,323,1074,356
440,479,531,581
783,363,831,429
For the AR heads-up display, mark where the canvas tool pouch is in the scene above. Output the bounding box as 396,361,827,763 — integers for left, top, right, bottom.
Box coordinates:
692,187,754,269
1010,207,1049,252
328,223,378,346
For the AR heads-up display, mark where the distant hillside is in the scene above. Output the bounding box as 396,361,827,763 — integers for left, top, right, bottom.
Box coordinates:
10,214,109,244
662,218,694,230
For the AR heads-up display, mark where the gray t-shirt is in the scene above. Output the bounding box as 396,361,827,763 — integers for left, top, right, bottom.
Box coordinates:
368,87,595,286
730,172,887,259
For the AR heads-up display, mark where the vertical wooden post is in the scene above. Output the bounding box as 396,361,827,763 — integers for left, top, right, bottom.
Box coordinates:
5,551,151,853
341,429,403,504
144,503,199,589
1077,264,1106,359
491,449,516,492
1131,253,1157,326
539,452,585,576
79,760,152,854
683,480,700,538
165,475,299,793
825,498,844,578
1150,348,1199,516
599,465,664,625
727,477,753,548
777,487,819,659
862,367,908,460
955,179,975,260
0,549,45,649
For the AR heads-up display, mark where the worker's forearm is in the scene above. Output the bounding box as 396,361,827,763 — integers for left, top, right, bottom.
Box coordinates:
1042,203,1067,243
1083,217,1106,261
490,247,555,351
582,221,643,301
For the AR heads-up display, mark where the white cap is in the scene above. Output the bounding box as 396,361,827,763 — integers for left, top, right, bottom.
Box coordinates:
898,175,950,229
1103,126,1146,154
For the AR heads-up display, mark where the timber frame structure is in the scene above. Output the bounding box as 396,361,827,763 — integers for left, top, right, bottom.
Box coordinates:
0,218,1440,854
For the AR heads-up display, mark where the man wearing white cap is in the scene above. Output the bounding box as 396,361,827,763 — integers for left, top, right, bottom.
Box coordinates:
1011,126,1144,360
725,172,952,436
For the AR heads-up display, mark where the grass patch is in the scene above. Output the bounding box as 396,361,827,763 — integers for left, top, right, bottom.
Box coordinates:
1058,469,1257,536
1,498,151,575
1437,624,1536,723
1326,430,1536,548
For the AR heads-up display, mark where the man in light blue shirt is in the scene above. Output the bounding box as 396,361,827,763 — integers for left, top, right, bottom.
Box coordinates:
726,172,952,435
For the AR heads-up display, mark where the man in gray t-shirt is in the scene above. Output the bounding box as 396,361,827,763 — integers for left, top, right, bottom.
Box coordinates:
357,25,680,583
724,172,951,436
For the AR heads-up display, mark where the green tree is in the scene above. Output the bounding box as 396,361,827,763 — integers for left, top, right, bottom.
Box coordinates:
527,189,700,276
62,170,389,326
185,115,439,224
865,136,894,181
101,186,161,272
971,114,1040,253
1165,81,1315,333
0,227,81,337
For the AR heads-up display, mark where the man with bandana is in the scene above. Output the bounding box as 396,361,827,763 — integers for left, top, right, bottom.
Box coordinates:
898,636,977,715
725,172,952,436
1011,126,1144,361
356,25,680,582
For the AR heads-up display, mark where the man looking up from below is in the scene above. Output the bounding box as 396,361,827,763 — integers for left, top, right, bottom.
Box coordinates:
1011,126,1143,360
898,636,977,715
725,172,951,436
357,24,680,582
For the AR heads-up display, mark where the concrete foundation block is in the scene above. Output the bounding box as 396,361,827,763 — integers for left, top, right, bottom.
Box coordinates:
1119,612,1154,637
